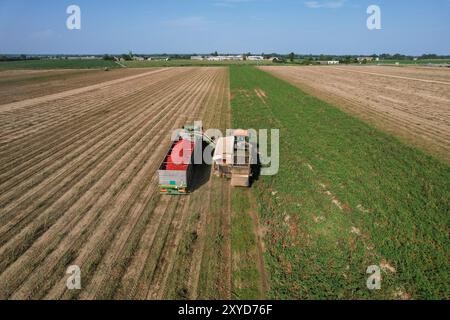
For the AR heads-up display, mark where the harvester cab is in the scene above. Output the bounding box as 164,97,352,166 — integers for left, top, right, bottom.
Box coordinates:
212,129,253,187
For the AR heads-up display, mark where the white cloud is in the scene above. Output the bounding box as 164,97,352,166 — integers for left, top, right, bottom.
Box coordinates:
304,0,346,9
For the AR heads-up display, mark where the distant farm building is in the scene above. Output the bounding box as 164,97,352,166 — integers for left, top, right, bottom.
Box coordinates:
191,55,244,61
67,56,97,60
224,55,244,61
247,56,264,61
190,55,281,63
318,60,340,65
147,57,170,61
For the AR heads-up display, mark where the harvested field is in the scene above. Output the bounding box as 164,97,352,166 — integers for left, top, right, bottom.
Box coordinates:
0,67,232,299
261,66,450,163
0,68,151,105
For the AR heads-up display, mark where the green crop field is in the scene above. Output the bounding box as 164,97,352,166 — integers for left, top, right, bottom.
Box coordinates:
0,58,278,70
229,66,450,299
0,59,119,70
123,59,276,68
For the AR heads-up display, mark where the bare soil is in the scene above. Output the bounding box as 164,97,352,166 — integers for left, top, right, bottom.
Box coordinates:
0,67,231,300
261,65,450,163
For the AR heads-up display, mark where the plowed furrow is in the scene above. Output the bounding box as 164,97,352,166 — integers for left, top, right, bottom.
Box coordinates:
0,68,190,173
0,69,169,142
164,69,228,299
0,70,212,279
133,70,229,300
0,70,206,248
76,70,219,299
1,68,222,299
0,69,203,212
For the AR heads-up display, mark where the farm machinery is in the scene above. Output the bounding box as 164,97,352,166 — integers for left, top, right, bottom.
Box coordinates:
158,125,254,194
212,129,253,187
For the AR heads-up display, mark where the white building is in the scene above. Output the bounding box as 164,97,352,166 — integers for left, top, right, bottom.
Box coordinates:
146,57,170,61
67,56,97,60
247,56,264,61
194,55,244,61
222,55,243,61
318,60,340,65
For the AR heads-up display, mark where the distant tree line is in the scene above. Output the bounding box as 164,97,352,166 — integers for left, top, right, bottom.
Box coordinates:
0,54,39,62
102,54,115,61
378,53,449,60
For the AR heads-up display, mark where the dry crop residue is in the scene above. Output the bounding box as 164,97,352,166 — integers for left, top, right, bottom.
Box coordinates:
261,65,450,163
0,67,231,300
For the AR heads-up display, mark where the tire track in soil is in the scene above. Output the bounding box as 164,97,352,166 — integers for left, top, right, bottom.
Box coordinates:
247,191,269,299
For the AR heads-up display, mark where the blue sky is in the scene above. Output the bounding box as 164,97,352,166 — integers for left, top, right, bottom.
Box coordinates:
0,0,449,55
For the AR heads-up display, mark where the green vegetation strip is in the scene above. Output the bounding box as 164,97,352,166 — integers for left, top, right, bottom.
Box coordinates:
231,189,261,299
0,59,277,70
229,65,449,299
